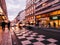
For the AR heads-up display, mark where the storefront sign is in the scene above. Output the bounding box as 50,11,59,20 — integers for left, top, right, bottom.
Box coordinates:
52,16,58,20
50,16,60,20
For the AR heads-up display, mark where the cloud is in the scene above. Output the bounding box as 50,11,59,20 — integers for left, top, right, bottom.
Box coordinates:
6,0,26,21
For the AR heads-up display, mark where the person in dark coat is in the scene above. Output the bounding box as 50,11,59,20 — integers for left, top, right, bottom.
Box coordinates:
53,22,56,27
18,22,22,29
36,20,40,27
48,23,51,27
1,21,6,31
8,21,10,30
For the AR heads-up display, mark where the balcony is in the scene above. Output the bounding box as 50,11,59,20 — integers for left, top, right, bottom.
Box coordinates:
35,5,60,15
36,0,48,8
35,0,59,12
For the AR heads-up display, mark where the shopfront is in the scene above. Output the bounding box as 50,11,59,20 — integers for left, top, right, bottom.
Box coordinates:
35,14,50,27
35,15,41,20
35,15,41,23
49,10,60,28
35,15,41,25
0,15,6,26
25,16,35,25
50,16,60,28
41,14,50,27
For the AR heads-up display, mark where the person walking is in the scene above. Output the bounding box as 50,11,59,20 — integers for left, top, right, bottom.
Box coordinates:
18,22,22,29
1,21,6,31
53,22,56,28
7,21,10,30
36,20,40,27
48,23,51,28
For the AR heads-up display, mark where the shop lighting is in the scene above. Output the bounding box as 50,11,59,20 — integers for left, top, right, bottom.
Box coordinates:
0,7,3,15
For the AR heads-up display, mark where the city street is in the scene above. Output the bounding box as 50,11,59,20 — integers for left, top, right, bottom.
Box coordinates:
0,0,60,45
0,26,60,45
12,27,60,45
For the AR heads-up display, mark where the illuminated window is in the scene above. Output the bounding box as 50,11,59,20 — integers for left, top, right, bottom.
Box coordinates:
59,20,60,26
42,3,47,6
36,15,41,19
58,10,60,14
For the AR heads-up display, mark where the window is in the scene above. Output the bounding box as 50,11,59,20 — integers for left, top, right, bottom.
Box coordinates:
42,3,47,6
52,2,60,7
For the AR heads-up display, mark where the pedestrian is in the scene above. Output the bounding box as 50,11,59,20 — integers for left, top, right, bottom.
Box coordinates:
36,20,40,27
1,21,6,31
53,22,56,27
18,22,22,29
8,21,10,30
48,23,51,27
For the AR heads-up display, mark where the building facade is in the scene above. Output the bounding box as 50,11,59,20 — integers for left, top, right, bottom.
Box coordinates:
19,10,26,22
14,10,26,24
25,0,36,25
35,0,60,28
0,0,8,22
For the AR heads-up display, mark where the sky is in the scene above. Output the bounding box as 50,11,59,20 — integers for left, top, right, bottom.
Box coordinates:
5,0,26,21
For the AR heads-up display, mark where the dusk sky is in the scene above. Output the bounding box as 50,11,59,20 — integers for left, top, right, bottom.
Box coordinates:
5,0,26,21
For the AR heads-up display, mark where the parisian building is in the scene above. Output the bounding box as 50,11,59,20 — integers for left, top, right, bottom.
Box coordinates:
35,0,60,28
0,0,8,22
25,0,36,25
14,10,26,24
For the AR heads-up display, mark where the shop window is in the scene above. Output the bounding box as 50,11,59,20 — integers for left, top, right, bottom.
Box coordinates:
0,16,2,19
59,20,60,26
50,21,54,27
54,20,58,27
36,15,41,19
58,10,60,14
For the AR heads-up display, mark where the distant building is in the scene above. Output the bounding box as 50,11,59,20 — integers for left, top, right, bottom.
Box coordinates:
14,10,26,24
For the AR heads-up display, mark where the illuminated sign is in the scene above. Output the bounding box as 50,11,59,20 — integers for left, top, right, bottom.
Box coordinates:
50,16,60,20
52,16,58,19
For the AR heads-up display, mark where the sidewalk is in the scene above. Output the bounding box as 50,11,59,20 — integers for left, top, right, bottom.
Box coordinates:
1,28,12,45
0,26,3,45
